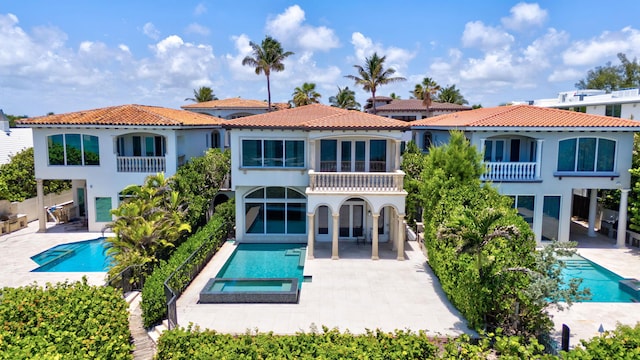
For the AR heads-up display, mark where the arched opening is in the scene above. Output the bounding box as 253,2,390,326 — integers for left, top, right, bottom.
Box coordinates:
244,187,306,235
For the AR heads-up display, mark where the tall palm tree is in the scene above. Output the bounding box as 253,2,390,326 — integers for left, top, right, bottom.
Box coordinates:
329,86,361,110
389,92,401,100
291,82,321,107
242,36,294,111
185,86,217,102
345,52,406,114
437,84,469,105
412,77,441,108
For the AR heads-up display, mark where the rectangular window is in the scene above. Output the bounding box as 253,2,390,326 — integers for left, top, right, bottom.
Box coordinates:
95,197,112,222
117,137,125,156
145,137,154,156
596,139,615,171
154,136,164,156
264,140,283,167
341,141,352,172
287,203,306,234
65,134,82,165
285,140,304,167
133,136,142,156
320,140,337,172
370,140,386,172
77,188,85,217
515,195,535,227
557,139,577,171
605,104,622,118
577,138,596,171
245,203,264,233
48,134,65,165
355,141,366,171
542,196,561,241
484,141,493,162
242,140,262,167
83,134,100,165
266,203,285,234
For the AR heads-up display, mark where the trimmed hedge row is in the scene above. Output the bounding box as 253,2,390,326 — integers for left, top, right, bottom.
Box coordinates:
156,326,439,360
140,200,233,328
0,279,132,359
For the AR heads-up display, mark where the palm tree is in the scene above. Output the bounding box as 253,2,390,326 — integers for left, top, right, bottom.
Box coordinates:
412,77,441,108
437,84,469,105
345,52,406,114
329,86,361,110
389,92,401,100
242,36,294,111
291,82,321,107
185,86,217,102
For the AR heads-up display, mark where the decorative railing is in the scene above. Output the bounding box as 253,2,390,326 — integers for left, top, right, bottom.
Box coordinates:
117,156,166,173
481,162,539,182
106,264,147,295
320,161,385,172
309,170,404,192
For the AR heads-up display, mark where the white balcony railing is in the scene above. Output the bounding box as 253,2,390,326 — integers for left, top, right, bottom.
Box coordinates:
117,156,166,173
481,162,539,182
309,170,405,192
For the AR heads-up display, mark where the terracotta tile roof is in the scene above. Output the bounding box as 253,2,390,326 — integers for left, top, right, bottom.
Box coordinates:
181,98,270,110
224,103,409,130
17,104,226,127
376,99,472,111
410,105,640,129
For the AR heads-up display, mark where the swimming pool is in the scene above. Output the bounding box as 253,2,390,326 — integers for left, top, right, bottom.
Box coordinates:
215,243,306,286
31,238,112,272
561,255,636,303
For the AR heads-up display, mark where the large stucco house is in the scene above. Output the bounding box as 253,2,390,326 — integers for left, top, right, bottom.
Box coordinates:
410,105,640,246
223,104,409,260
17,105,226,232
374,98,471,121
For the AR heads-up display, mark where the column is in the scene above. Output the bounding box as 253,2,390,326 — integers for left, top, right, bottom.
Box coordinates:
397,214,405,261
332,213,339,260
36,178,46,233
535,140,543,179
371,213,379,260
588,189,598,237
307,213,315,259
390,209,397,251
617,189,630,248
394,140,401,171
309,140,315,171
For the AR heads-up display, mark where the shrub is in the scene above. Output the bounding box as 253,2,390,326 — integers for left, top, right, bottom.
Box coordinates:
563,323,640,359
0,278,132,359
140,200,233,327
156,325,438,359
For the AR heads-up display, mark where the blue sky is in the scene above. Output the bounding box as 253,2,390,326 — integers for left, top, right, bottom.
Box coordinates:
2,1,640,116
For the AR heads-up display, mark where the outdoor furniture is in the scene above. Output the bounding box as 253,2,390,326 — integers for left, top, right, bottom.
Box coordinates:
601,209,619,238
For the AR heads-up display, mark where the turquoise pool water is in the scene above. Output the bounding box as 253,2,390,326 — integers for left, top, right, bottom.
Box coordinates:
31,238,112,272
561,256,636,303
216,243,306,287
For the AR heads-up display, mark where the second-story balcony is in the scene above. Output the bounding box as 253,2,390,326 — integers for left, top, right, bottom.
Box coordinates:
308,170,405,193
117,156,166,173
481,161,540,182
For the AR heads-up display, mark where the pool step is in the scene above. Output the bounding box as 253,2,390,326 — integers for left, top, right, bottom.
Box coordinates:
284,247,307,268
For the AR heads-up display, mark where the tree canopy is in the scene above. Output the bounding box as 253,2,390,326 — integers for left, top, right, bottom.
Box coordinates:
185,86,217,102
345,52,406,113
411,77,441,109
242,36,294,111
329,86,360,110
576,53,640,92
291,82,321,107
436,84,468,105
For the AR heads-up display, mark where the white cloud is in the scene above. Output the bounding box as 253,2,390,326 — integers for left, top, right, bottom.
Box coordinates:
462,21,514,51
185,23,210,36
502,2,548,31
225,34,260,81
265,5,339,51
548,68,582,82
350,32,415,74
562,27,640,66
460,52,517,82
194,3,207,16
142,22,160,40
523,28,569,67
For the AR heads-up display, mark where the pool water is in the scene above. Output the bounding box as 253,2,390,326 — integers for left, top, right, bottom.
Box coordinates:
561,256,636,303
216,243,306,287
31,238,112,272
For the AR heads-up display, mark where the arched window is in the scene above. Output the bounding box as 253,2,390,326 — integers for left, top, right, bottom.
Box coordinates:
557,137,616,172
47,134,99,166
244,187,306,234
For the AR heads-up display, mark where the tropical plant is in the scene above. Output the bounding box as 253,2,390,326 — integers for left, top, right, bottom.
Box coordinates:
185,86,217,102
291,82,321,107
105,172,190,278
329,86,360,110
242,36,294,111
345,52,406,114
411,77,441,108
437,84,469,105
389,92,401,99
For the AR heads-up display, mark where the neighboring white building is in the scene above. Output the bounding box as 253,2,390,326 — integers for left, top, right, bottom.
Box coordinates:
0,109,33,165
516,88,640,120
411,105,640,246
17,104,226,232
224,104,409,260
374,99,471,121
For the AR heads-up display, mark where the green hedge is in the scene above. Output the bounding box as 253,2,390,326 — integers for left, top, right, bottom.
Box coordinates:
0,279,132,359
156,325,438,360
141,199,233,327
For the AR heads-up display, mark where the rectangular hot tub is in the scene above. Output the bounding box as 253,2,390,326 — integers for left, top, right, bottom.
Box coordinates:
199,278,299,303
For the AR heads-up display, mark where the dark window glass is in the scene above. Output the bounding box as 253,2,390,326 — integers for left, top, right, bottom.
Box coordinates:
47,134,65,165
320,140,337,171
65,134,82,165
557,139,576,171
266,187,285,199
266,203,285,233
285,140,304,167
133,136,142,156
596,139,615,172
83,135,100,165
264,140,283,167
242,140,262,166
577,138,596,171
370,140,386,172
245,203,264,234
287,203,306,234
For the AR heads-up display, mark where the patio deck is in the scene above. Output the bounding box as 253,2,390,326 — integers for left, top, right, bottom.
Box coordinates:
176,239,475,337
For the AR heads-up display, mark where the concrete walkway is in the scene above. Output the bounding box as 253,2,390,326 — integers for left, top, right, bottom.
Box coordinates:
548,222,640,349
176,240,474,337
0,220,107,287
